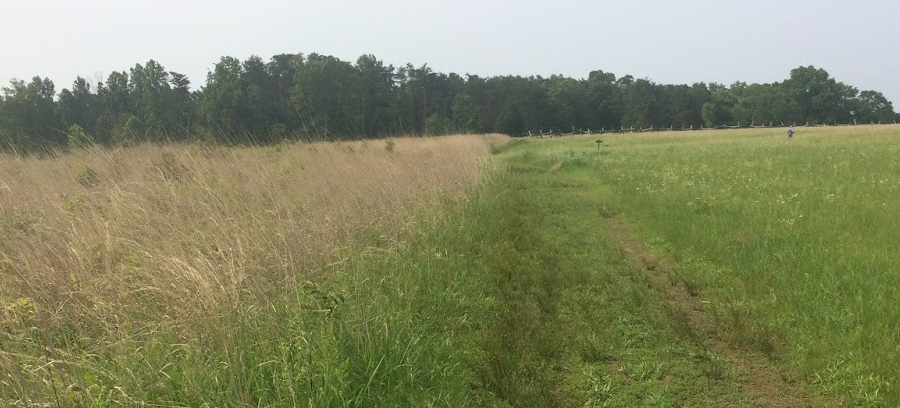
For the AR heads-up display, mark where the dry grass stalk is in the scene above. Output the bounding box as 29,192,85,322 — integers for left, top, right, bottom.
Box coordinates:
0,134,508,339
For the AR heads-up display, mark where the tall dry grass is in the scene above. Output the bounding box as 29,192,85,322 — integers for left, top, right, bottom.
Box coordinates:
0,134,507,405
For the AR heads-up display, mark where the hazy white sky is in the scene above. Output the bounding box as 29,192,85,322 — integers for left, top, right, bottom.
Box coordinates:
2,0,898,106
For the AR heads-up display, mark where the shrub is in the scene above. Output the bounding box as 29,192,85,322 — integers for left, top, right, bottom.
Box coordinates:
425,114,453,136
67,124,95,148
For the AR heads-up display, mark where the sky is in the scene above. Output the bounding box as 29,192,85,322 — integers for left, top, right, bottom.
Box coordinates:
2,0,898,107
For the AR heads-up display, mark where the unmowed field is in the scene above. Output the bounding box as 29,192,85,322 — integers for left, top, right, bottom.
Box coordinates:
0,135,508,406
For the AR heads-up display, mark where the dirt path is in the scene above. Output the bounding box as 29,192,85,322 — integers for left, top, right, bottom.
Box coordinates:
602,217,836,408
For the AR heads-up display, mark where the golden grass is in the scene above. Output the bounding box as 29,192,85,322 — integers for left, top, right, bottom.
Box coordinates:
0,134,507,339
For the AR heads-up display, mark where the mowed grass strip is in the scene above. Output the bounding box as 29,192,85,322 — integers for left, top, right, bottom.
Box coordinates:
516,125,900,406
467,142,827,407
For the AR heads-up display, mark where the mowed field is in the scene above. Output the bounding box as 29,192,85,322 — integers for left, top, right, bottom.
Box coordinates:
2,126,899,406
507,125,900,406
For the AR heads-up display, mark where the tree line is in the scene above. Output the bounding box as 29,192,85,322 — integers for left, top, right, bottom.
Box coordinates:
1,52,897,150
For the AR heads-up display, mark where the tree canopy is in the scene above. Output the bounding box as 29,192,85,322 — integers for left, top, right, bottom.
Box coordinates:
1,53,897,151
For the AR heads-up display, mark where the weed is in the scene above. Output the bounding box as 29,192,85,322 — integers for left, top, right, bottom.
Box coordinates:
75,164,100,187
696,348,727,381
61,193,88,212
597,203,619,218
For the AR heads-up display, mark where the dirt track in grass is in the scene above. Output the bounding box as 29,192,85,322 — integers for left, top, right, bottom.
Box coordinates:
602,216,835,408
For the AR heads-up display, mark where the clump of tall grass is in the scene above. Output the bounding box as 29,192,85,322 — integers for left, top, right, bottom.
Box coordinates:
0,134,507,405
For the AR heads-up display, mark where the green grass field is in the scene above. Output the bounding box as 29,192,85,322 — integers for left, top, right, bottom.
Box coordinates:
3,126,899,406
500,125,900,406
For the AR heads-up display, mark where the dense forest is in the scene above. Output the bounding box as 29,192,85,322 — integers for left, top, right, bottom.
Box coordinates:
1,52,897,150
